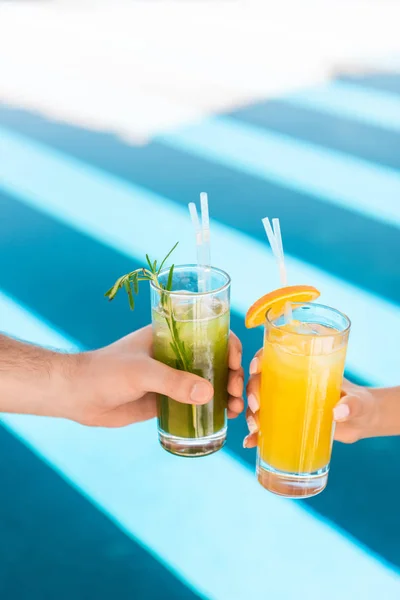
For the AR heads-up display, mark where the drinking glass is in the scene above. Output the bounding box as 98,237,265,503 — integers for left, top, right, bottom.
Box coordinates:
151,265,231,457
257,303,350,498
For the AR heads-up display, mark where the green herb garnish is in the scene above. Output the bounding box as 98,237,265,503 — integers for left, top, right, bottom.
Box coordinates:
105,242,190,372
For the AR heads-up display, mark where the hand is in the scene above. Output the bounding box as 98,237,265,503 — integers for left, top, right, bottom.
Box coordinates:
65,325,244,427
243,349,378,447
333,379,379,443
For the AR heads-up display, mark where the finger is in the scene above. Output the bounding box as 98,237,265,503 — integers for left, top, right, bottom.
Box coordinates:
141,358,213,405
246,373,261,413
334,422,360,444
228,409,239,419
249,348,263,375
340,378,358,397
227,395,244,417
333,394,366,422
246,406,260,428
243,432,258,449
89,394,157,428
244,406,260,449
228,367,244,397
228,332,242,371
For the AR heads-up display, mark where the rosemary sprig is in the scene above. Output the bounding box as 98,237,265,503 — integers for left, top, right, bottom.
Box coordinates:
105,242,190,371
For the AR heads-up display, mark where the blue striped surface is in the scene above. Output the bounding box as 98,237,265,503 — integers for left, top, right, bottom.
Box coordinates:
281,81,400,132
0,73,400,599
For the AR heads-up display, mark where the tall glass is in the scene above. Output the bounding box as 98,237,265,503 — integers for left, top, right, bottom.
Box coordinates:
257,303,350,498
151,265,231,457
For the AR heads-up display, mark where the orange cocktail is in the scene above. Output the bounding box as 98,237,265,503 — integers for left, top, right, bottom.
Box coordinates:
258,303,350,498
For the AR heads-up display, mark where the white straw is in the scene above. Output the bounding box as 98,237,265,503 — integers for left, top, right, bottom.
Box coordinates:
271,218,283,260
189,202,202,244
272,218,288,286
200,192,211,290
188,201,206,292
262,217,292,323
262,217,280,260
200,192,210,233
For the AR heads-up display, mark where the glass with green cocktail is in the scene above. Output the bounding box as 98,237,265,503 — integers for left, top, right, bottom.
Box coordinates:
105,244,230,457
151,264,230,457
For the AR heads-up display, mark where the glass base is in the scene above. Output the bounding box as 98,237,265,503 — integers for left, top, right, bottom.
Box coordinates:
158,426,227,457
257,456,329,499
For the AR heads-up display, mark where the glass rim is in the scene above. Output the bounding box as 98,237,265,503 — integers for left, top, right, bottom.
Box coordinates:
150,264,231,297
265,302,351,337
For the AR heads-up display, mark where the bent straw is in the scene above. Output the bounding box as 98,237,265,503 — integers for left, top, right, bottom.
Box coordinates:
262,217,292,323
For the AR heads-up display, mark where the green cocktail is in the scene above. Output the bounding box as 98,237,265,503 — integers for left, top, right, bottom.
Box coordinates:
151,265,231,457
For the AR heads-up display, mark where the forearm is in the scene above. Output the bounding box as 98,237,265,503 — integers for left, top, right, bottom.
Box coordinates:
373,386,400,437
0,334,81,417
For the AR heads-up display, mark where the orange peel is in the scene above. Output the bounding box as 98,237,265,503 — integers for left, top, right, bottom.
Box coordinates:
245,285,320,329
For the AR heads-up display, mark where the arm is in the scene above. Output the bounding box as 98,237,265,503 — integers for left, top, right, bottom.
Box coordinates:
0,327,244,427
0,334,80,418
373,387,400,436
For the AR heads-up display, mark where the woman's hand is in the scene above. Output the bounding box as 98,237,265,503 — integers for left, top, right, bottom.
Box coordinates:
243,348,382,447
243,349,262,448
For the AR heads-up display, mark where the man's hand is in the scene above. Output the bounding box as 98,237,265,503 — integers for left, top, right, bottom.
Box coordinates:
0,327,244,427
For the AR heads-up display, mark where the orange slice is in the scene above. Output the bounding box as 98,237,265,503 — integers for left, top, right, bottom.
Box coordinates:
245,285,320,329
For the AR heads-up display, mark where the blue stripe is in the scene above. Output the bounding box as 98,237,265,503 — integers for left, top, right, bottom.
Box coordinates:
2,291,400,598
282,81,400,132
229,97,400,170
339,73,400,96
158,116,400,229
0,108,399,305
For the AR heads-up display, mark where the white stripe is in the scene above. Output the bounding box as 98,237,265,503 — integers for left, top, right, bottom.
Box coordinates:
0,127,398,387
285,81,400,133
1,291,399,599
158,116,400,229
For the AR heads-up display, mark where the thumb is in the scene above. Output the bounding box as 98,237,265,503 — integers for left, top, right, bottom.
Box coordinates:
333,394,366,422
141,357,214,405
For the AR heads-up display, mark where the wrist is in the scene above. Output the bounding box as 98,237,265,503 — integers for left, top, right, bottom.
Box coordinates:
44,351,87,420
370,387,400,438
0,345,84,419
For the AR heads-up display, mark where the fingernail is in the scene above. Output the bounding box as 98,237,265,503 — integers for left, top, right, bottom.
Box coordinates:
247,393,259,413
243,436,250,448
334,404,350,421
249,357,259,375
191,382,212,403
247,415,258,435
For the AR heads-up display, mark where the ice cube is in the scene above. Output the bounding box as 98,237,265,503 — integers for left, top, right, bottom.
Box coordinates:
282,320,317,335
170,296,194,321
158,293,228,321
199,296,225,318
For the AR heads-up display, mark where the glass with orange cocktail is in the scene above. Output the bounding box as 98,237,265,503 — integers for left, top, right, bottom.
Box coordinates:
246,286,350,498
